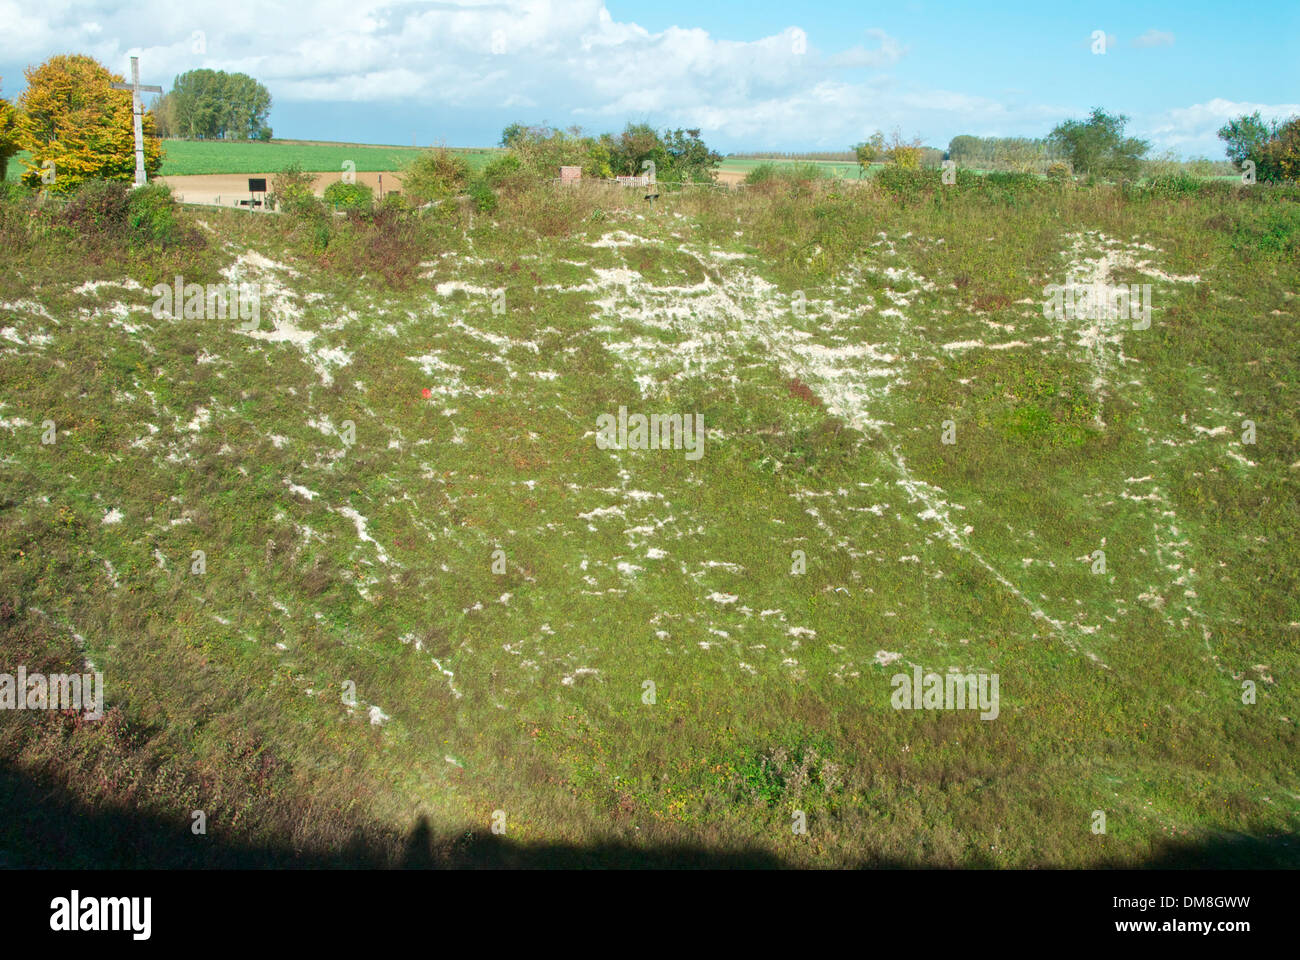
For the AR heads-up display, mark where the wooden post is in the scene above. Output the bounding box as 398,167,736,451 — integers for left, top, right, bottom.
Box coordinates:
109,57,163,187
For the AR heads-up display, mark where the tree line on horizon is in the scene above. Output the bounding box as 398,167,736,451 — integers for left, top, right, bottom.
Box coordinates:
841,109,1296,182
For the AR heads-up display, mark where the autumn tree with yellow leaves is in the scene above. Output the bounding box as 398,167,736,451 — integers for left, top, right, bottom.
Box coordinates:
15,54,163,193
0,79,19,183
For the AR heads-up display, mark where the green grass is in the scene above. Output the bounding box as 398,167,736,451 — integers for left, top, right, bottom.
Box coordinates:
3,139,501,180
0,175,1296,868
721,157,871,180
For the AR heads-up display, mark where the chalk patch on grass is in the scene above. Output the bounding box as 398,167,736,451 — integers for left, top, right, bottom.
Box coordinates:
73,278,145,295
181,406,211,432
430,658,463,699
285,480,320,501
332,506,393,565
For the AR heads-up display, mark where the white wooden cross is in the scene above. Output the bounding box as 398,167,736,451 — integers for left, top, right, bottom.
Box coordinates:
110,57,163,187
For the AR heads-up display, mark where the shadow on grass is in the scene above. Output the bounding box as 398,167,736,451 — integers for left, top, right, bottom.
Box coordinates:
1,762,1295,868
0,762,789,868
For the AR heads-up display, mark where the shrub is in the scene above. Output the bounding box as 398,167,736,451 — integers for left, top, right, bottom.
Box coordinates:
467,177,497,213
0,180,30,203
498,122,721,183
268,162,317,214
482,153,523,187
854,133,887,173
57,179,131,237
47,179,197,250
1217,112,1275,172
403,148,470,203
892,146,922,169
126,182,184,245
1230,204,1300,259
321,204,431,286
322,180,373,210
1048,108,1149,180
728,738,843,810
1143,172,1204,200
1261,116,1300,183
875,164,942,202
975,171,1047,203
1046,160,1072,181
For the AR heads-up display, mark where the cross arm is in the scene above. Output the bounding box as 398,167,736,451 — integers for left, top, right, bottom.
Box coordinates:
110,83,164,93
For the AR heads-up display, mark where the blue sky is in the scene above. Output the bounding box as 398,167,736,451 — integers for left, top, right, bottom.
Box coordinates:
1,0,1296,156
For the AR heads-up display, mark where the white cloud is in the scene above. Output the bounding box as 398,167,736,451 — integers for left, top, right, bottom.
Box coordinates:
1145,97,1300,152
826,29,904,69
2,2,1266,156
0,1,917,144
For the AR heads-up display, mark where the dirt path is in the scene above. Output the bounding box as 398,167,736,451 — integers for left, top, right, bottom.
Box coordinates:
158,170,405,207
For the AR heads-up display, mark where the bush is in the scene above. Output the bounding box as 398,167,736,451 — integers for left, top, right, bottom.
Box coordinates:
126,183,184,245
976,171,1046,202
322,180,373,210
892,146,922,169
1230,204,1300,259
874,164,942,202
0,180,29,204
1261,116,1300,183
403,148,470,203
728,738,843,810
1046,160,1072,181
269,162,318,215
1048,108,1149,180
467,177,497,213
47,179,197,250
1142,172,1205,200
320,203,432,286
483,153,522,187
58,180,131,237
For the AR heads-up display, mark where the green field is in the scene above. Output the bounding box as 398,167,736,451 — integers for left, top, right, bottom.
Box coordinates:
4,141,1243,187
4,139,500,180
719,157,870,180
1,172,1297,868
